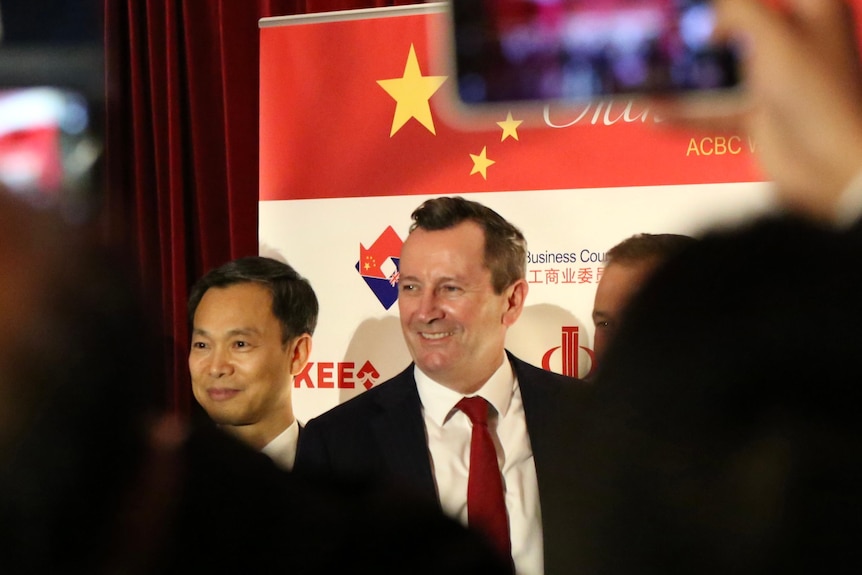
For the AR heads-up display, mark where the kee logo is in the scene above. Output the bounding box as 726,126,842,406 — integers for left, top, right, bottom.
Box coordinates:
542,326,596,379
294,360,381,390
357,226,403,310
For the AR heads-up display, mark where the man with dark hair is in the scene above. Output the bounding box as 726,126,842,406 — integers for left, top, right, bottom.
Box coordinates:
297,196,589,574
592,233,695,367
188,256,318,469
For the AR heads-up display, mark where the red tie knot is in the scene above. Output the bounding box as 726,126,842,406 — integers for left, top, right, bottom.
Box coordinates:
457,396,490,425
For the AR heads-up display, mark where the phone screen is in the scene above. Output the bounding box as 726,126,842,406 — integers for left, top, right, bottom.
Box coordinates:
451,0,740,104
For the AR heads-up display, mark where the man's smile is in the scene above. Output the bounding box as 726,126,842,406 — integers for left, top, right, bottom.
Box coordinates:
419,331,454,340
207,387,241,401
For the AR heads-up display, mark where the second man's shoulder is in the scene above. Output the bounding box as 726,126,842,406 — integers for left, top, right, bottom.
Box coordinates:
303,364,418,428
508,352,591,392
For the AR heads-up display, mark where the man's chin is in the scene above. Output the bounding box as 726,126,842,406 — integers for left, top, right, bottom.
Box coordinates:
207,411,248,427
414,358,460,385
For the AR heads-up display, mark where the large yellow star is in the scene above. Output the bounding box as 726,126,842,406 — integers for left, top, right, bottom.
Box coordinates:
377,44,447,136
470,146,495,180
497,111,522,142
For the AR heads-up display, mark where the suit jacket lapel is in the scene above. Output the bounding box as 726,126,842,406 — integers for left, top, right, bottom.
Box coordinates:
513,353,560,474
370,366,439,505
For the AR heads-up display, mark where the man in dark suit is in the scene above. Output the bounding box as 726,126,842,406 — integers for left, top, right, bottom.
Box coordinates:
297,196,589,574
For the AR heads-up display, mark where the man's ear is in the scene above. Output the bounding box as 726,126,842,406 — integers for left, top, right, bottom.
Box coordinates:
502,278,528,327
289,333,312,375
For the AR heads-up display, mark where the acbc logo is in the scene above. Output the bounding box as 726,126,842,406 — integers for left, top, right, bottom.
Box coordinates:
542,326,595,380
294,360,380,390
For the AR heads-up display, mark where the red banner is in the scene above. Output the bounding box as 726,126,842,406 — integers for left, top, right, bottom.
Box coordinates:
260,5,763,202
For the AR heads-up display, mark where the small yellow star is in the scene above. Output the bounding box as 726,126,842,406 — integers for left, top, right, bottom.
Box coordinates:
470,146,495,180
497,111,522,142
377,44,448,136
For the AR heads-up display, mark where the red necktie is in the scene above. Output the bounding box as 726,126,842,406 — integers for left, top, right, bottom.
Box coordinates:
457,396,511,561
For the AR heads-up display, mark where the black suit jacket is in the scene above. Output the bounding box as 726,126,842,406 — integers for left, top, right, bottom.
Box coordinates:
296,351,591,574
149,424,512,575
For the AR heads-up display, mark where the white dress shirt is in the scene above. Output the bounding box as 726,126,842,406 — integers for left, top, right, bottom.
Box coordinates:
415,356,543,575
261,419,299,471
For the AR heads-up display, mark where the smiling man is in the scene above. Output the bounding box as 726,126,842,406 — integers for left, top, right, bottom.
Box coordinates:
296,197,590,575
188,256,317,470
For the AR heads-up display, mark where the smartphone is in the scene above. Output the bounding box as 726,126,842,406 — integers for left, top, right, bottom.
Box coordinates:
450,0,741,104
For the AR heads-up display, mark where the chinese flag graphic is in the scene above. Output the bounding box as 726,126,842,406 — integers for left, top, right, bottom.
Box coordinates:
260,7,762,203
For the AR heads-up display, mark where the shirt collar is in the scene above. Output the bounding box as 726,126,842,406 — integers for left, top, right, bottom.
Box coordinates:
414,353,516,427
261,419,299,470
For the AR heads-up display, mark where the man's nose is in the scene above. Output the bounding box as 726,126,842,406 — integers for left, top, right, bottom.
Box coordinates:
208,347,234,378
414,290,444,323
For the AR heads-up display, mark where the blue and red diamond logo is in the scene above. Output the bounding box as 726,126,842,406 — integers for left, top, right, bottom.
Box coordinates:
356,226,403,310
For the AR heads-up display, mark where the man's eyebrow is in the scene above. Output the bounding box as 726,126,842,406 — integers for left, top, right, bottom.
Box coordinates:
226,328,262,337
400,274,463,283
436,275,461,283
228,327,260,335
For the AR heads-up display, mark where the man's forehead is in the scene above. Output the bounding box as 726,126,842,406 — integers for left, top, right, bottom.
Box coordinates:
196,284,278,324
403,223,485,256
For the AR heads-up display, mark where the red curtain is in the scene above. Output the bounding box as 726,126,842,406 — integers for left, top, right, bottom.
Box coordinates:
104,0,417,412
